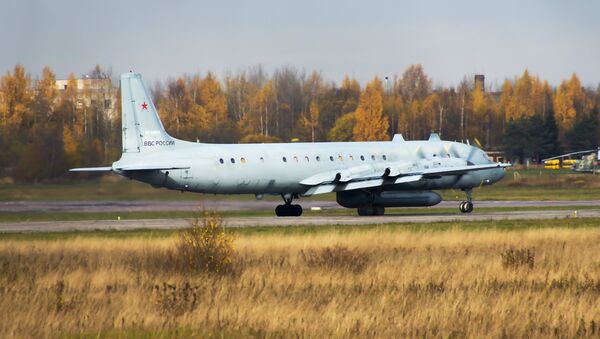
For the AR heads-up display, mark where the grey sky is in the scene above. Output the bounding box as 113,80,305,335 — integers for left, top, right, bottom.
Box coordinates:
1,0,599,88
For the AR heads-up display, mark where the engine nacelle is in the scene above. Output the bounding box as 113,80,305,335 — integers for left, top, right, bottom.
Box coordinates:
336,190,442,208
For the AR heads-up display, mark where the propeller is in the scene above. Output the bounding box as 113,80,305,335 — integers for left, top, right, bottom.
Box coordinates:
465,145,480,165
443,143,461,158
415,146,427,159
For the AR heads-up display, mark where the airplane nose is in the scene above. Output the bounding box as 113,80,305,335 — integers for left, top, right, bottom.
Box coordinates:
492,167,506,183
481,167,506,185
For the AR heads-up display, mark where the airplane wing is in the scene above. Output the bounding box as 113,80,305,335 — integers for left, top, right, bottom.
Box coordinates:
419,163,510,177
301,162,510,196
69,167,113,172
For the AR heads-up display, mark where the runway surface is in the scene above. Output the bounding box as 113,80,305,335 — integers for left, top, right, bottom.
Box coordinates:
2,199,599,213
2,208,599,233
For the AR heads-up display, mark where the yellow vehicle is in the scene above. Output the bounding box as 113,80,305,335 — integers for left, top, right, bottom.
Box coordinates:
543,149,600,173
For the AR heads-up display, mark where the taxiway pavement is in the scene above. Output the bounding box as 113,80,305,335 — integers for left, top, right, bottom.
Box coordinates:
1,208,598,233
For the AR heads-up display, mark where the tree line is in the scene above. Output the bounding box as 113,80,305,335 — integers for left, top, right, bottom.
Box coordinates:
1,64,598,182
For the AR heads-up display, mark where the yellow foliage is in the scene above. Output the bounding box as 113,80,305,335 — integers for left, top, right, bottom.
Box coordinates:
62,127,77,156
199,73,227,127
502,69,547,121
352,77,389,141
298,101,320,142
553,73,588,142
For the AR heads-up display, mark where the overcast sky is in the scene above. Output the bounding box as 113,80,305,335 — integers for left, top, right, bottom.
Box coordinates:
1,0,599,88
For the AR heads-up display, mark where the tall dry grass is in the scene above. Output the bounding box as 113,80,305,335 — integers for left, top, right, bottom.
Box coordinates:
2,227,600,337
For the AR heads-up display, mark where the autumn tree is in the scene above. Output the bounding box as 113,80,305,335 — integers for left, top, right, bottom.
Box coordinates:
353,77,389,141
470,84,493,146
328,112,355,141
298,100,320,142
272,67,303,138
18,67,67,181
554,73,588,146
0,65,32,176
199,73,227,129
501,70,547,122
59,73,82,168
395,64,432,139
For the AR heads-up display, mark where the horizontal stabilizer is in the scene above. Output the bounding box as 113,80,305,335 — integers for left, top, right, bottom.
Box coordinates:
114,165,190,171
69,167,113,172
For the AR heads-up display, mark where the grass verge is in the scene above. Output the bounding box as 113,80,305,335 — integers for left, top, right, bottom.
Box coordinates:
1,217,600,337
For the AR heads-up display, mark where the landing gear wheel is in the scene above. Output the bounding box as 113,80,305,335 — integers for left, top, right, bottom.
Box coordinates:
459,201,473,213
373,206,385,216
357,206,374,216
275,204,303,217
459,188,474,213
357,205,385,216
292,204,303,216
275,205,286,216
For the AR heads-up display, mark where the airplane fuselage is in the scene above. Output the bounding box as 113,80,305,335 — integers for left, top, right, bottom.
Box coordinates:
116,138,505,196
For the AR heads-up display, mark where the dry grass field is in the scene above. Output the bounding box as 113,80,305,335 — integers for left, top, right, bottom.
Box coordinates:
2,222,600,338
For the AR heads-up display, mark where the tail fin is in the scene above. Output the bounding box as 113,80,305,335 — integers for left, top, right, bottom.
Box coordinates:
121,72,174,153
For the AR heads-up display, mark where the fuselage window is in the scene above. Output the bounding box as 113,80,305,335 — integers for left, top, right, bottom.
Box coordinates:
349,155,354,161
240,157,246,164
304,156,309,162
371,155,376,160
316,156,321,161
329,156,334,161
293,156,299,162
360,155,365,161
219,158,224,164
230,158,235,164
282,156,287,162
338,155,343,161
260,157,265,163
383,155,387,161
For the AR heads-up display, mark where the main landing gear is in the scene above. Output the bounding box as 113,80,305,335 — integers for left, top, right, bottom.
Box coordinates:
459,188,474,213
357,205,385,216
275,193,303,217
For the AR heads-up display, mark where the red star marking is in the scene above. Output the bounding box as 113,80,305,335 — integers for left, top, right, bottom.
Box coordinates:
141,102,148,110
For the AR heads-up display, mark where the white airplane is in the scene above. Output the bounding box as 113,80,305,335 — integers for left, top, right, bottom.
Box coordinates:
71,73,510,216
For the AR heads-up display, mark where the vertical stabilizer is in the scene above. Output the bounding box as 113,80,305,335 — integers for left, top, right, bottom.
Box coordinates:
121,72,174,153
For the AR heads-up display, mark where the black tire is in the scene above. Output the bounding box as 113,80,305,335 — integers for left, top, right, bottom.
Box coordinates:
275,204,286,217
276,204,303,217
465,201,474,213
357,206,374,216
292,204,303,216
373,206,385,216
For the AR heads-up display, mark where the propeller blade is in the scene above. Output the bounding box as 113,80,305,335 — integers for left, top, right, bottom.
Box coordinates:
415,146,427,159
444,144,461,158
466,146,478,164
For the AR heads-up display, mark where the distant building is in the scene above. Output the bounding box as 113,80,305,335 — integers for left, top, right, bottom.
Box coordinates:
474,74,485,92
55,75,118,119
474,74,502,102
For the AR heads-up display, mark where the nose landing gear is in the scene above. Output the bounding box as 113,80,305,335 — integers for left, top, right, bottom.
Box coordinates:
275,193,303,217
459,188,474,213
